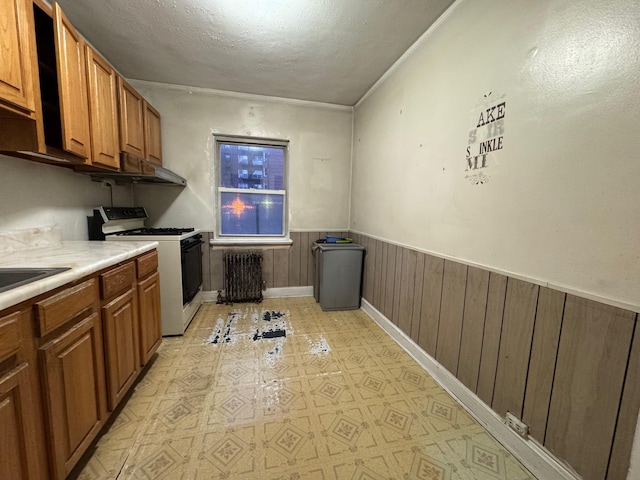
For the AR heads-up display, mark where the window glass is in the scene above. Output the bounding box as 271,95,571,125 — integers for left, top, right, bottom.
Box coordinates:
220,192,284,235
220,144,284,190
216,138,287,238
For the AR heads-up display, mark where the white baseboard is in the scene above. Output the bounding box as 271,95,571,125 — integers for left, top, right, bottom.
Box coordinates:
263,286,313,298
201,286,313,303
360,298,580,480
201,290,218,303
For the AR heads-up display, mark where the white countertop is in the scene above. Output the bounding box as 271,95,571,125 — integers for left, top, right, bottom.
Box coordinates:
0,240,158,311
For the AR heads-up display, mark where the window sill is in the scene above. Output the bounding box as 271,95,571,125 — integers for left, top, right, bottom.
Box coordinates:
209,238,293,248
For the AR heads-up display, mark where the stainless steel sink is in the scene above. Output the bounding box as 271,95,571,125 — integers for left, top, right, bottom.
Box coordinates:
0,268,71,294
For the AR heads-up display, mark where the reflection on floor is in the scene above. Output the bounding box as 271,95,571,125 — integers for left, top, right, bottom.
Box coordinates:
75,297,535,479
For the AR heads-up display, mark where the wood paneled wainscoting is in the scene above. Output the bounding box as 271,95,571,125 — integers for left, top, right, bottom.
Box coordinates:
201,231,350,293
348,232,640,480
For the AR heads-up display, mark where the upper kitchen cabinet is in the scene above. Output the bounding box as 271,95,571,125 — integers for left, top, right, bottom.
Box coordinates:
119,78,164,168
0,0,165,173
52,2,90,160
144,101,162,165
1,1,109,165
0,0,40,152
0,0,37,116
20,1,92,163
86,46,119,170
118,77,145,159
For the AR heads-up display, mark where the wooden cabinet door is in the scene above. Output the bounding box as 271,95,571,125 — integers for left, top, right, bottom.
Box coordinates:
118,77,145,158
86,46,119,169
0,0,36,114
40,312,106,480
144,101,162,165
53,3,91,160
0,363,40,480
102,288,139,410
138,271,162,365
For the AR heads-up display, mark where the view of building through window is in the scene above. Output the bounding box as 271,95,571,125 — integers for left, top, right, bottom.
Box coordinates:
220,144,284,190
218,141,286,236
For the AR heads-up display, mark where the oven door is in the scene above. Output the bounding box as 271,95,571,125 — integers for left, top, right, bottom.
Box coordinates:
181,234,203,304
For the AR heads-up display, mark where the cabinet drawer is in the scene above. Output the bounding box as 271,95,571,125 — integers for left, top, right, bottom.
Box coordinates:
136,250,158,279
100,262,135,300
35,279,97,337
0,312,21,362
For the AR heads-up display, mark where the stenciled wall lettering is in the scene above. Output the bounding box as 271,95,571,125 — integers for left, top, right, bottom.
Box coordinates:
465,92,506,185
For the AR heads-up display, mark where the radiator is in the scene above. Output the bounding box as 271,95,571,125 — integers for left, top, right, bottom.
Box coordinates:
223,251,263,303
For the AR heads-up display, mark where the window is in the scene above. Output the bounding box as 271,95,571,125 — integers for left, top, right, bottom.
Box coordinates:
215,136,288,239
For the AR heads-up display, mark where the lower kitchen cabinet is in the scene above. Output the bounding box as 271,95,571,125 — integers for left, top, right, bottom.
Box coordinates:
39,311,107,480
0,309,48,480
138,271,161,365
102,287,139,410
0,363,42,479
0,249,160,479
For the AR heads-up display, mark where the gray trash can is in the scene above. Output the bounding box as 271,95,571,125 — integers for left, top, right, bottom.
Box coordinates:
312,242,365,311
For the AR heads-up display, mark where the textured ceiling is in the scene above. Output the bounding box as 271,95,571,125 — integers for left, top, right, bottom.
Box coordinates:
56,0,455,106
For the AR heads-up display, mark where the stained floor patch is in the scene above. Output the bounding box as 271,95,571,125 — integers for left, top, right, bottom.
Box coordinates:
253,328,286,340
207,309,290,345
308,335,331,354
262,310,286,322
253,309,288,341
206,311,239,344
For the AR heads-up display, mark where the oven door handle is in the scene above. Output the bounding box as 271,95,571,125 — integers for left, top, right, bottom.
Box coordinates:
181,240,204,252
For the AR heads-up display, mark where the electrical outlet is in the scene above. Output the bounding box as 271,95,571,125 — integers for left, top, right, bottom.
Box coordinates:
505,412,529,438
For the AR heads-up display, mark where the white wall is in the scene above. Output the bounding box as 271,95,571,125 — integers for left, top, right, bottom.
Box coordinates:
351,0,640,307
0,154,133,240
130,81,353,232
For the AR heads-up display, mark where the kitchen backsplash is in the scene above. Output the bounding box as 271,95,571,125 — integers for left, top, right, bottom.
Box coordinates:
0,225,62,255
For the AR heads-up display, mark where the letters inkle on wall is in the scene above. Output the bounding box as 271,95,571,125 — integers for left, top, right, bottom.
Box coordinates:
465,92,506,185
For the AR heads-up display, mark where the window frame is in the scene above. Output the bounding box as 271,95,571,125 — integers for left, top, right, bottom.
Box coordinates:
213,135,290,244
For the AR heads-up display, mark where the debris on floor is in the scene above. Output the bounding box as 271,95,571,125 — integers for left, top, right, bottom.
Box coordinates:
206,308,290,345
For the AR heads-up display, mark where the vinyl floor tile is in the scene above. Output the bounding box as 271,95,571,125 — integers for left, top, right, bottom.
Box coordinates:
73,298,535,480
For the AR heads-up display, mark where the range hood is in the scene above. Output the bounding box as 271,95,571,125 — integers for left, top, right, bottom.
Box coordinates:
85,156,187,186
